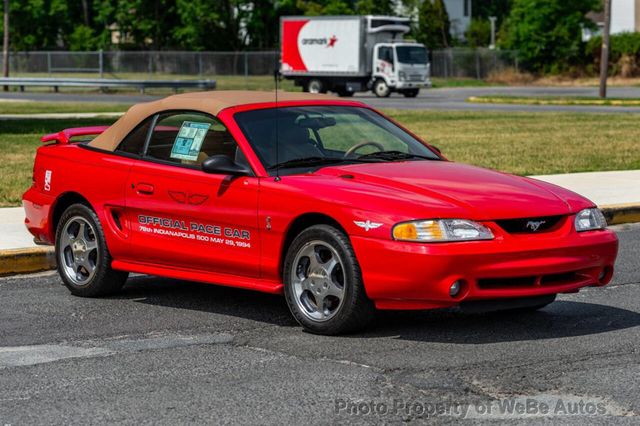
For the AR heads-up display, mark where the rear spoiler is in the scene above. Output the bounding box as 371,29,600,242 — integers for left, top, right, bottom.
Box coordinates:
41,126,109,145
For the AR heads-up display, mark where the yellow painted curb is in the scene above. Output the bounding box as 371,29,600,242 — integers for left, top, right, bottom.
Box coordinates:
602,204,640,226
0,247,56,277
466,96,640,107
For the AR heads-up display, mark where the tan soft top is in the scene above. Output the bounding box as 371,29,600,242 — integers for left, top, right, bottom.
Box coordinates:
89,90,338,152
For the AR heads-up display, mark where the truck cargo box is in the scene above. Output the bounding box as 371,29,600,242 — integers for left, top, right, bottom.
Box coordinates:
281,16,366,76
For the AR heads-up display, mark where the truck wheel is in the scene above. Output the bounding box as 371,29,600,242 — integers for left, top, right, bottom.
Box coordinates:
55,203,128,297
373,79,391,97
283,225,375,335
306,79,326,94
402,89,420,98
336,89,355,97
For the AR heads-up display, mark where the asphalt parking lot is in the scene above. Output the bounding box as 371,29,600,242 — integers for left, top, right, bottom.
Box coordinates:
0,223,638,424
3,86,640,113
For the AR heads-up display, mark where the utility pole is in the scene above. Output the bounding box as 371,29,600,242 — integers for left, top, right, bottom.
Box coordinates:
599,0,612,98
2,0,9,91
489,16,497,49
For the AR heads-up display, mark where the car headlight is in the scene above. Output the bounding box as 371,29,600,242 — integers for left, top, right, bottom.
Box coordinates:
398,71,406,81
392,219,494,242
575,208,607,232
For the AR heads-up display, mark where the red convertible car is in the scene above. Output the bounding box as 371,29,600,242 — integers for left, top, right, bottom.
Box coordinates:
23,91,618,334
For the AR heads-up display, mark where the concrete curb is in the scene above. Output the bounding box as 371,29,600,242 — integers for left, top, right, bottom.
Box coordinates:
0,204,639,277
0,247,56,277
602,203,640,225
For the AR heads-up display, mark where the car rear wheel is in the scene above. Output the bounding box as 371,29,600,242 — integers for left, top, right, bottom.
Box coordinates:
56,203,128,297
283,225,374,335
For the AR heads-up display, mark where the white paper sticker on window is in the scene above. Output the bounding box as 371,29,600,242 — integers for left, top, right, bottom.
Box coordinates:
169,121,211,161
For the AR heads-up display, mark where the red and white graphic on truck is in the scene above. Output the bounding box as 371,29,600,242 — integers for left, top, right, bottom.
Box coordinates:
281,19,360,73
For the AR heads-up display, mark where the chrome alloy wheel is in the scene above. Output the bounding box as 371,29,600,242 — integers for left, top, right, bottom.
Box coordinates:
59,216,99,286
291,240,346,322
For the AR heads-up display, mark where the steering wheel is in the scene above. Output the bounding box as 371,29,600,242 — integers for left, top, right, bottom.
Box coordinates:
343,141,385,158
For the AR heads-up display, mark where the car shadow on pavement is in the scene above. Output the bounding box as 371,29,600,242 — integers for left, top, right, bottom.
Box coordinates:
367,301,640,344
117,276,640,343
115,275,298,328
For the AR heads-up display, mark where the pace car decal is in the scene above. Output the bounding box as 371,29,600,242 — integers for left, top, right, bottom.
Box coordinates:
137,215,251,248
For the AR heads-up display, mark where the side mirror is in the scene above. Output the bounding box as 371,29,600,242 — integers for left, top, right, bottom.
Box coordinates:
202,155,250,176
430,145,442,154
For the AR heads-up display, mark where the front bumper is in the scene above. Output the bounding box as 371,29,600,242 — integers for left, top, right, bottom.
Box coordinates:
395,79,432,89
351,226,618,310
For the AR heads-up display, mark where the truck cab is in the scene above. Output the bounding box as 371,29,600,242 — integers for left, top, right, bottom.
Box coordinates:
373,42,430,98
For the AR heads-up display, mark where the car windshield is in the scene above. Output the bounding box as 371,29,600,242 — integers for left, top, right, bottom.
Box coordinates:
396,46,427,65
234,106,440,176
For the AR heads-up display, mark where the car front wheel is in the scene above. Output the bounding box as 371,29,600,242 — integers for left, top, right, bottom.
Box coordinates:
56,203,128,297
283,225,374,335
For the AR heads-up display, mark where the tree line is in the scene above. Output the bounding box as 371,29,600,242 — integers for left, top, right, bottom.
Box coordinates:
3,0,635,76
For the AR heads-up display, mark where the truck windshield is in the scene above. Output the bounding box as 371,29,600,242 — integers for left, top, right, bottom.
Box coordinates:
234,106,440,176
396,46,427,65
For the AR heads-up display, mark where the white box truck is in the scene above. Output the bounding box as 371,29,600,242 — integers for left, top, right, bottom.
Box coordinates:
280,15,431,98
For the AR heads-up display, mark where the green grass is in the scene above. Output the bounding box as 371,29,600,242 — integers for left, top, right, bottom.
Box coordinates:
0,101,131,114
388,110,640,176
431,78,502,88
0,118,118,207
468,95,640,106
2,110,639,207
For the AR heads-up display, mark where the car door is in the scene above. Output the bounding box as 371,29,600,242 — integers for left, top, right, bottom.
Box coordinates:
124,111,260,277
374,44,395,81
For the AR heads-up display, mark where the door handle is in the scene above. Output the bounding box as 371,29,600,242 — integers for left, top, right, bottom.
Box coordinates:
135,183,155,195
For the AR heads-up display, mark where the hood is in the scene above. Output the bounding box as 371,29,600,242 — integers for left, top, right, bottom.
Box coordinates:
317,161,588,220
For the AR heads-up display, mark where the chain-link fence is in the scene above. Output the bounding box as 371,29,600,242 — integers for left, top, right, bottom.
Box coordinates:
1,51,279,78
431,48,519,79
0,49,517,79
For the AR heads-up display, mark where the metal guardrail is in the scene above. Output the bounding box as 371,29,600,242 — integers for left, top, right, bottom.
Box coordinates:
0,77,217,93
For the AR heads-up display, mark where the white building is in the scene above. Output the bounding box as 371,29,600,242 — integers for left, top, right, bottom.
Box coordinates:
443,0,472,39
399,0,472,40
611,0,640,33
584,0,640,40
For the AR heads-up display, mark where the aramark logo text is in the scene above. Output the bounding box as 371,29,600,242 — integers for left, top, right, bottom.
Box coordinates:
301,35,338,47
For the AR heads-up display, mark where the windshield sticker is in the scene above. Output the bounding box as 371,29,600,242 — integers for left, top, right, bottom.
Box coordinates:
137,215,251,249
169,121,211,161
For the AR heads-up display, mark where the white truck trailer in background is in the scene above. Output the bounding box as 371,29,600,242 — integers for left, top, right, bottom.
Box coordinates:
280,15,431,98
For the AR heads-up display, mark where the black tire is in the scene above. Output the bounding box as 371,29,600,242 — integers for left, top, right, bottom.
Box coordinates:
283,224,375,335
402,89,420,98
336,89,355,97
505,294,557,312
461,294,557,314
305,79,326,94
55,203,128,297
373,79,391,98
